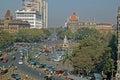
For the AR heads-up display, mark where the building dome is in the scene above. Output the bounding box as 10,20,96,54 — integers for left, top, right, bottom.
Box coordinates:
70,12,78,21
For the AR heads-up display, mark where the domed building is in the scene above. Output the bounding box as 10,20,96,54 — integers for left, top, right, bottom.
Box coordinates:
65,12,96,31
70,12,78,21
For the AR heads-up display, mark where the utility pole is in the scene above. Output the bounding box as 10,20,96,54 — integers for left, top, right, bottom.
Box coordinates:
116,7,120,80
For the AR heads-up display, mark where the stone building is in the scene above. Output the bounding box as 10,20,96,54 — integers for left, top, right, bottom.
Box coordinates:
65,12,96,31
65,12,113,33
96,23,113,33
0,10,30,33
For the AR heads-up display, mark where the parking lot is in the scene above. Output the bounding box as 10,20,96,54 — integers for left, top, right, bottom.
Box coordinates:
37,50,73,71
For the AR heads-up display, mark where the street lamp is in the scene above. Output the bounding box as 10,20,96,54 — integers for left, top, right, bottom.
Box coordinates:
24,46,29,59
116,7,120,80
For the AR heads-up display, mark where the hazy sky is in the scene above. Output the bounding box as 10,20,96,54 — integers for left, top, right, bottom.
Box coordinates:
0,0,120,27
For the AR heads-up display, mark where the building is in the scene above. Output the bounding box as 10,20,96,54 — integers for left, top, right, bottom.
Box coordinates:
65,12,113,33
16,10,42,29
65,12,96,31
16,0,48,29
0,10,30,33
96,23,113,33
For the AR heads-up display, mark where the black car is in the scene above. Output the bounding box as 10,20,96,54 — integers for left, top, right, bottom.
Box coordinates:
11,73,21,80
0,53,2,57
1,68,8,75
0,57,3,61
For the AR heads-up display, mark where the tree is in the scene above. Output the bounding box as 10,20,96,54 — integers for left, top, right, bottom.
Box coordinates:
0,31,15,49
64,27,114,74
63,52,75,71
15,28,51,43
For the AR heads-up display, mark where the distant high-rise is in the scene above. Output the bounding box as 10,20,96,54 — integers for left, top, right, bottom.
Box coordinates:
16,0,48,28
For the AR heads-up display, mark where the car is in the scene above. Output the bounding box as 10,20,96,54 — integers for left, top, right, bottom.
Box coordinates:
35,62,41,68
67,78,74,80
0,57,3,61
11,73,21,80
11,56,16,60
0,68,8,75
87,72,95,80
55,70,64,75
18,60,23,64
0,53,2,57
28,58,36,65
47,57,54,61
44,66,55,71
2,58,8,63
39,64,47,68
87,72,103,80
53,57,63,62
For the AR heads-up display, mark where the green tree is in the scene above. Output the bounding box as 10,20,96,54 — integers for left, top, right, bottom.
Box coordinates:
63,53,73,70
0,31,15,49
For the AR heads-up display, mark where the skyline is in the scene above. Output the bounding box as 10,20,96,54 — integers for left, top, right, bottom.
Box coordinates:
0,0,120,27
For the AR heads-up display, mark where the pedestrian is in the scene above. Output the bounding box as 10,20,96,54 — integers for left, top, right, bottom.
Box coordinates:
39,72,41,77
26,75,28,79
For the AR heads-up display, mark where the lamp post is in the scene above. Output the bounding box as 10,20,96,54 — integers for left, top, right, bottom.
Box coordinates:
24,46,29,60
116,7,120,80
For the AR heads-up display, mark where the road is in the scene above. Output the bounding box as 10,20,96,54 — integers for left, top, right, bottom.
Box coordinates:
0,45,64,80
0,30,66,80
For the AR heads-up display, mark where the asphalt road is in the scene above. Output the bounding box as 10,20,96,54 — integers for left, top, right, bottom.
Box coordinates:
0,45,64,80
0,32,66,80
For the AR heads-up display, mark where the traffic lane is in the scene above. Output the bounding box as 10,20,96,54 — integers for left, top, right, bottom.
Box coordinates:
0,51,46,80
17,64,46,80
0,51,19,68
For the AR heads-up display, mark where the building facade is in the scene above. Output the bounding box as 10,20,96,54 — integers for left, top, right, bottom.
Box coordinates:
0,10,30,33
16,10,42,28
96,23,113,33
16,0,48,29
65,12,113,33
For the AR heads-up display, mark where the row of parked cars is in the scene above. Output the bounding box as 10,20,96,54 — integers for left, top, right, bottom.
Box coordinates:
0,67,21,80
27,58,68,76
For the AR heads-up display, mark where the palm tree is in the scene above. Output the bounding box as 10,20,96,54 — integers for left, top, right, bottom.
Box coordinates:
63,52,75,71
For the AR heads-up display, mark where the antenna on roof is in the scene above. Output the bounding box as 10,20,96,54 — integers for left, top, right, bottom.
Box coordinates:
22,0,25,10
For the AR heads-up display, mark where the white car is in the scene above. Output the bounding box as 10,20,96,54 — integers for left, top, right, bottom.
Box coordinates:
18,60,23,64
53,57,63,62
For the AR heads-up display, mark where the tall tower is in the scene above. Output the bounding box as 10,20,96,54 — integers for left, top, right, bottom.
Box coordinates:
116,7,120,79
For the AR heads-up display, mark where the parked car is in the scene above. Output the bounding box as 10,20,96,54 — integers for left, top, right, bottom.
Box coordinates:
12,56,16,60
2,58,8,63
87,72,95,80
55,70,64,75
53,57,63,62
18,60,23,64
35,62,41,68
28,58,36,65
44,66,55,72
0,53,2,57
87,72,103,80
39,64,47,68
0,57,3,61
0,68,8,75
67,78,74,80
11,73,21,80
